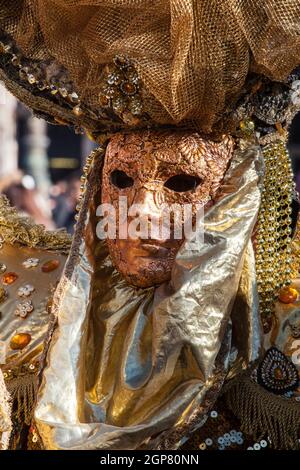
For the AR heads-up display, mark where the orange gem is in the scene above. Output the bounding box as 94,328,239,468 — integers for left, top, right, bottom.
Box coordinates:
2,272,18,285
10,333,31,350
278,286,298,304
274,367,284,380
41,259,60,273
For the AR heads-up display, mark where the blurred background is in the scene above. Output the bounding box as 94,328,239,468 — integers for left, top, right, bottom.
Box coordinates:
0,84,300,235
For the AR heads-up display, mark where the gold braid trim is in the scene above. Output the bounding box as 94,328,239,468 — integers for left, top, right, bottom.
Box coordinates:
0,195,71,253
223,374,300,450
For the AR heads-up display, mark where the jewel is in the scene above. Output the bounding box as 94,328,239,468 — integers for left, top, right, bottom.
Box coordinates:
27,73,36,84
257,347,299,394
10,333,31,350
37,81,47,91
113,55,130,70
59,87,68,98
107,72,121,86
50,84,58,95
22,258,39,269
120,81,137,96
278,286,298,303
41,259,60,273
0,286,7,303
112,96,126,114
69,91,79,103
17,284,35,297
99,94,110,107
129,98,143,115
72,105,83,117
240,119,255,134
2,272,18,285
0,41,10,54
11,54,21,67
15,300,34,318
29,363,35,370
0,263,6,273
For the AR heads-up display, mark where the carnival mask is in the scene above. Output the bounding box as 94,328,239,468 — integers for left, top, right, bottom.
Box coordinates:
101,130,234,287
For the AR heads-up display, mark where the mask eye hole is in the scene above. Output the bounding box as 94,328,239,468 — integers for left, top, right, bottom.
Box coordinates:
164,174,202,192
110,170,134,189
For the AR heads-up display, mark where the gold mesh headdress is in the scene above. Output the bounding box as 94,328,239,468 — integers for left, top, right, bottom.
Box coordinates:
0,1,300,139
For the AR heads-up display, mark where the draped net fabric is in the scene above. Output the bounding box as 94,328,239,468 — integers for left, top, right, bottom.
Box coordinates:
0,0,299,133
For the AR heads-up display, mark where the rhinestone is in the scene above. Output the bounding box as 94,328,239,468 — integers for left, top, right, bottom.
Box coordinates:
72,105,83,117
27,74,36,84
15,300,34,318
0,263,7,273
58,87,68,98
22,258,39,269
11,54,21,67
2,272,18,285
17,284,35,297
37,81,47,91
41,259,60,273
10,333,31,350
69,91,79,103
50,84,58,95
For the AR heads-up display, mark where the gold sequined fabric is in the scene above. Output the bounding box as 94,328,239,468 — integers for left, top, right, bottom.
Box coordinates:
0,1,300,134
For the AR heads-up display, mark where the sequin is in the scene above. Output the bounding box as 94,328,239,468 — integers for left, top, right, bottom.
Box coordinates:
41,259,60,273
210,410,218,418
10,333,31,350
278,286,298,303
205,438,213,446
199,442,206,450
260,440,267,448
253,443,261,450
22,258,39,269
2,272,18,285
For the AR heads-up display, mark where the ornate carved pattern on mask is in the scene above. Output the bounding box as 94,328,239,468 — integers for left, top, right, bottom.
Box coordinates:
101,130,234,288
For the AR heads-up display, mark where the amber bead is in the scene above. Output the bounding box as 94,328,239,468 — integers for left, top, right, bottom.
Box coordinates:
278,286,298,304
121,81,136,96
10,333,31,350
2,272,18,285
41,259,60,273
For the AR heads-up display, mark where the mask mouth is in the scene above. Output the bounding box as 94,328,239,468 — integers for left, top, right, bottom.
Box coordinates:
139,242,170,257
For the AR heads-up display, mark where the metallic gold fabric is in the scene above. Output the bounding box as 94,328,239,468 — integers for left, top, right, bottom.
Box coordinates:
0,1,300,134
35,142,263,449
0,243,66,372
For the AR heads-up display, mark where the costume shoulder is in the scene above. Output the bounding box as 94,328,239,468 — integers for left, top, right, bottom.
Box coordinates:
0,196,70,448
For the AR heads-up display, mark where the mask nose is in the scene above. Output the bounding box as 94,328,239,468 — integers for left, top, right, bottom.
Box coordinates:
129,187,169,241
